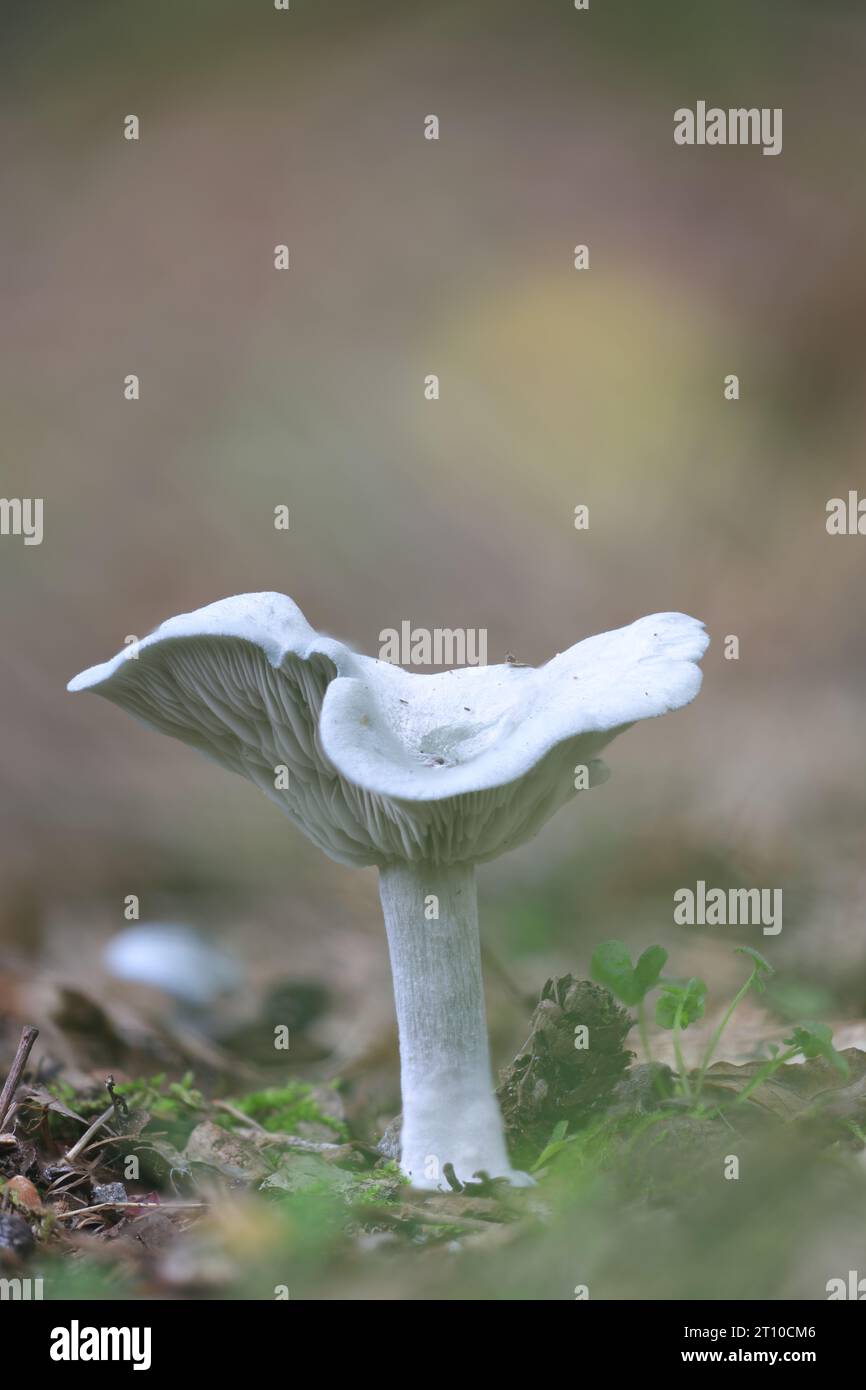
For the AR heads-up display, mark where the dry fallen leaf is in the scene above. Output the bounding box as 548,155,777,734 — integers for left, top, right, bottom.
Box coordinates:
6,1173,42,1212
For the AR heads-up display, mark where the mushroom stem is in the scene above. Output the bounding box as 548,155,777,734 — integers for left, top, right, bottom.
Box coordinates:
378,860,529,1190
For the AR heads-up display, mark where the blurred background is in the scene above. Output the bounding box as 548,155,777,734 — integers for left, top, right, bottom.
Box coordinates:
1,0,866,1298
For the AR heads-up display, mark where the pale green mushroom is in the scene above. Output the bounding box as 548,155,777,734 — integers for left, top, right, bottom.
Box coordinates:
69,593,708,1189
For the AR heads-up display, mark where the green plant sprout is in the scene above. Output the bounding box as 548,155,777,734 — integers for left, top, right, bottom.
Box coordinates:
590,940,668,1072
692,946,773,1099
590,939,847,1111
655,976,707,1099
733,1022,849,1105
530,1119,571,1173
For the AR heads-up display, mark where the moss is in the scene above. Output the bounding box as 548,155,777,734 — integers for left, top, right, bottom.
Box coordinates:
106,1072,205,1148
222,1083,348,1139
349,1161,409,1205
47,1080,113,1118
112,1071,204,1118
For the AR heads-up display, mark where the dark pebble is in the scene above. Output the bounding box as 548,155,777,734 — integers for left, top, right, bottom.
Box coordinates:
0,1211,34,1257
91,1182,128,1205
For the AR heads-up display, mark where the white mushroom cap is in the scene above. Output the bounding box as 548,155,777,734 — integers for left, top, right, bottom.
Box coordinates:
69,593,708,868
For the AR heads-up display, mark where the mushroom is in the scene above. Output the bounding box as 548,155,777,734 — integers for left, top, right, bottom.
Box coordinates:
105,923,243,1009
68,592,708,1189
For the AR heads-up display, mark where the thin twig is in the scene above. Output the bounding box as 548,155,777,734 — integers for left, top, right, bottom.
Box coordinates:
53,1200,207,1221
213,1099,267,1131
0,1026,39,1130
65,1102,118,1163
212,1102,346,1153
73,1133,140,1154
0,1103,19,1132
251,1131,344,1153
45,1172,92,1197
360,1202,496,1232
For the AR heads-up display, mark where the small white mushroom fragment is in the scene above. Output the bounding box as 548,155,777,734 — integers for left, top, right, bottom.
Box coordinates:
104,923,242,1009
69,593,708,1190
